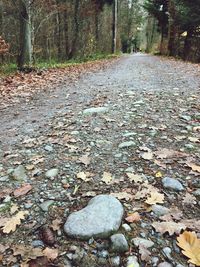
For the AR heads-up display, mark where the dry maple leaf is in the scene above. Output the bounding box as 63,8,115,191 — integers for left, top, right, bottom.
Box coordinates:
177,231,200,266
110,192,133,201
13,184,32,197
50,219,62,231
10,204,19,215
101,172,113,184
76,171,90,182
154,148,187,159
126,173,143,183
180,219,200,232
78,154,91,166
43,248,58,260
145,192,164,205
186,162,200,173
138,244,151,262
2,211,29,233
152,221,186,236
141,152,153,160
125,212,141,223
13,245,43,261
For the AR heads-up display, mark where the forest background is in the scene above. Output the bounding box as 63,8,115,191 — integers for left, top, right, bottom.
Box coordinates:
0,0,200,73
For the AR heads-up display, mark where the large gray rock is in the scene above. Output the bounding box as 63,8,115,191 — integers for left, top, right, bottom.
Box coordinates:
162,177,184,191
83,107,108,115
64,195,124,240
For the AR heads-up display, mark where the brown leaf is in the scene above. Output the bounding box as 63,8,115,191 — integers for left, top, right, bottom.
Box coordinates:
177,231,200,265
138,244,151,262
180,219,200,232
125,212,141,223
110,192,133,201
2,211,29,233
126,173,143,183
152,221,186,236
145,192,164,205
154,148,187,159
12,245,43,261
182,193,197,205
141,152,153,160
79,154,91,166
76,171,91,182
187,162,200,173
43,248,58,260
13,184,32,197
50,219,62,231
10,204,19,215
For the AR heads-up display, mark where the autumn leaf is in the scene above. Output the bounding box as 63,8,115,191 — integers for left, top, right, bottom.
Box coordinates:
43,248,58,260
145,192,164,205
110,192,133,201
138,244,151,262
13,184,32,197
155,171,163,178
177,231,200,266
13,245,43,261
10,204,19,215
125,212,141,223
1,211,29,233
141,152,153,160
154,148,187,159
79,154,91,166
152,221,186,235
101,172,113,184
182,193,197,205
126,173,143,183
186,162,200,173
188,137,199,143
50,219,62,231
76,171,91,182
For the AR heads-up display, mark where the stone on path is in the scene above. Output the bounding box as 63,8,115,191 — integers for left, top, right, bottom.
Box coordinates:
39,200,54,212
152,204,170,217
132,237,154,248
64,195,124,240
45,168,59,179
158,262,173,267
12,165,27,181
127,256,140,267
83,107,108,115
162,177,184,191
118,141,136,149
110,233,129,253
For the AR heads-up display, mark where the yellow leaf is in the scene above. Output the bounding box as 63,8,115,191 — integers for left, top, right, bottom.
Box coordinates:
2,211,28,233
177,231,200,266
187,162,200,173
155,171,163,178
126,173,143,183
145,192,164,205
102,172,113,184
76,171,90,182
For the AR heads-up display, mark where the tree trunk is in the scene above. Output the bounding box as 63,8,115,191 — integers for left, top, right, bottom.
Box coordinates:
112,0,117,53
95,7,99,50
64,7,69,59
183,30,193,61
18,0,32,69
68,0,80,59
167,0,179,57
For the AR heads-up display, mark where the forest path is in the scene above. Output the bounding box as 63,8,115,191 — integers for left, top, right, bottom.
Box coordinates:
1,54,200,267
0,53,199,149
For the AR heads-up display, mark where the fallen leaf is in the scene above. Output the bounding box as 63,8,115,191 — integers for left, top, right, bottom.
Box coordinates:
186,162,200,173
180,219,200,232
188,137,200,143
138,244,151,262
193,126,200,132
13,184,32,197
154,159,167,169
125,212,141,223
141,152,153,160
13,245,43,261
10,204,19,215
43,248,58,260
110,192,133,201
76,171,90,182
152,221,186,235
177,231,200,266
145,192,164,205
126,173,143,183
154,148,187,159
182,193,197,205
82,191,97,197
50,219,62,231
1,211,29,233
101,172,113,184
0,244,9,253
160,207,183,222
79,154,91,166
155,171,163,178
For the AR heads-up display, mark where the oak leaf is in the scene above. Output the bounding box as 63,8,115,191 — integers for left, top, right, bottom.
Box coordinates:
152,221,186,236
154,148,187,159
13,184,32,197
186,162,200,173
145,192,164,205
177,231,200,266
50,219,62,231
2,211,29,233
79,154,91,166
76,171,90,182
13,245,43,261
138,244,151,262
110,192,133,201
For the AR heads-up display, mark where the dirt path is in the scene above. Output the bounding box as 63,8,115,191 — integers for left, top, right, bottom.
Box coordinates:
1,53,199,148
0,54,200,267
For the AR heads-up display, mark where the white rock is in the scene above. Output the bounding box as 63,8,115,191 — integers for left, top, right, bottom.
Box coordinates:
83,107,108,115
118,141,136,148
127,256,140,267
132,237,154,248
45,168,59,178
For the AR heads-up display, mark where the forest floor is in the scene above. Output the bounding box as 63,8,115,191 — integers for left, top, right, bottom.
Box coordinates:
0,53,200,267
